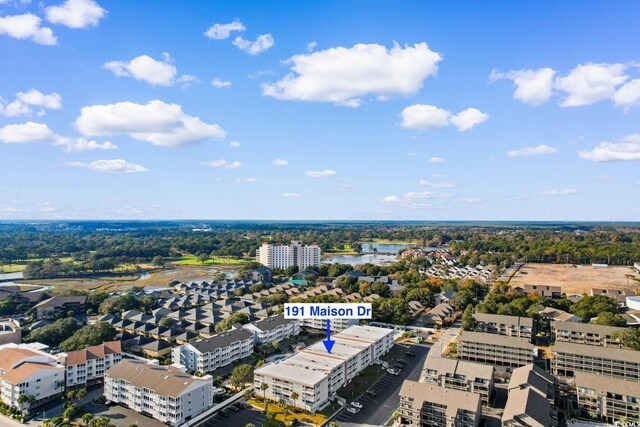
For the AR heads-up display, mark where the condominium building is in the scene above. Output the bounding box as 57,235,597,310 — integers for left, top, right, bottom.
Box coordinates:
0,343,65,410
399,380,481,427
32,295,87,320
474,313,534,340
61,341,122,388
575,372,640,423
458,331,536,367
551,321,624,347
551,341,640,381
523,285,561,299
253,325,393,412
299,317,359,332
256,240,321,270
172,327,253,373
502,387,557,427
0,319,21,345
423,358,494,406
242,314,299,345
104,360,213,427
508,364,556,404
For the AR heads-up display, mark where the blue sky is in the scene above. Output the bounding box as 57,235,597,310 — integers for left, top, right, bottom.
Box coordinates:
1,0,639,220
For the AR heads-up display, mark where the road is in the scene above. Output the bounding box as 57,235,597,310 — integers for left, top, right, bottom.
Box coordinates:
428,320,461,360
194,402,267,427
335,344,429,427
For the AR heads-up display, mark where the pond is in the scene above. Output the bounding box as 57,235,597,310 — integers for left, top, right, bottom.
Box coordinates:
0,272,24,281
324,253,398,266
359,242,409,254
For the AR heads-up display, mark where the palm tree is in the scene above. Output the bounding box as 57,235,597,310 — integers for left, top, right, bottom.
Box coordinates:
75,388,87,400
290,391,299,423
260,382,269,413
17,393,36,414
81,413,94,426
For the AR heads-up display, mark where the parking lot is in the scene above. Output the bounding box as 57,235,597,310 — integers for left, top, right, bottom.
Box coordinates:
333,344,429,426
195,402,267,427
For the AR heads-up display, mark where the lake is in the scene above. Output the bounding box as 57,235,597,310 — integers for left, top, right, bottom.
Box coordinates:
324,253,398,266
0,272,24,281
359,242,409,254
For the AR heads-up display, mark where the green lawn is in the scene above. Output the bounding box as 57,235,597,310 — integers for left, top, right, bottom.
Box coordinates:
0,257,74,272
172,254,250,265
337,364,386,400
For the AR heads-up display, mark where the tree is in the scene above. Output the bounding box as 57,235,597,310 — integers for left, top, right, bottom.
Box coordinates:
215,312,250,333
158,317,174,327
17,393,36,412
89,416,115,427
592,312,626,327
197,252,210,264
285,265,299,277
99,294,140,315
570,295,619,319
230,364,253,390
26,317,80,347
370,281,390,297
612,328,640,350
451,288,475,311
260,382,269,412
461,305,476,331
75,388,87,400
60,322,117,351
81,413,95,426
290,391,299,415
151,256,164,267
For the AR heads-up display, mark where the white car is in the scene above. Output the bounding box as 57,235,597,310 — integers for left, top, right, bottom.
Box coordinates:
346,407,360,414
351,401,363,409
387,368,399,375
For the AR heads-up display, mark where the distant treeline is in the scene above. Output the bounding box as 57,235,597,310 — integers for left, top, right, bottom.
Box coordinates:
1,224,639,277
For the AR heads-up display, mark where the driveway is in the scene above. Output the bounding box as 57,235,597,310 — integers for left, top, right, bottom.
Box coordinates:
334,344,429,426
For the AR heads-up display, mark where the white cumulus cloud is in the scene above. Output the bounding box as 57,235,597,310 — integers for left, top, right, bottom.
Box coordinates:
262,42,441,107
232,34,274,55
305,169,336,178
490,68,556,105
613,79,640,110
579,135,640,162
204,19,245,40
66,159,148,173
74,100,226,147
229,141,241,148
45,0,106,28
428,157,446,163
272,158,288,166
382,191,432,206
211,78,232,88
203,159,241,169
400,104,488,131
542,188,577,196
56,136,116,152
0,14,57,45
1,89,62,117
507,144,558,157
450,108,489,131
282,193,301,198
104,54,195,87
0,121,56,143
555,63,628,107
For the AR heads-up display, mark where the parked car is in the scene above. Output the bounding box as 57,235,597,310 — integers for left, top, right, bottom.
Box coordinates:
346,407,360,414
387,368,399,375
351,401,363,409
366,389,378,396
219,411,230,418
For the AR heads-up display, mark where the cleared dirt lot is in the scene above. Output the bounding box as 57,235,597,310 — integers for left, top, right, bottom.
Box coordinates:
510,263,640,295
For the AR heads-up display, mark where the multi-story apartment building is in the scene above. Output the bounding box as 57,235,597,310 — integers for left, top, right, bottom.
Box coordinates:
523,284,562,299
0,343,65,410
474,313,534,340
0,319,21,345
399,380,481,427
299,317,358,332
253,325,393,412
32,295,87,320
61,341,122,388
172,327,253,373
457,331,536,367
502,387,557,427
507,364,556,404
575,372,640,423
551,341,640,381
104,360,213,427
551,321,624,347
256,240,321,270
423,358,494,406
242,314,299,345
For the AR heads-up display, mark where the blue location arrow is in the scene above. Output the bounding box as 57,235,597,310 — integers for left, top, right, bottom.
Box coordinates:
322,319,335,353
